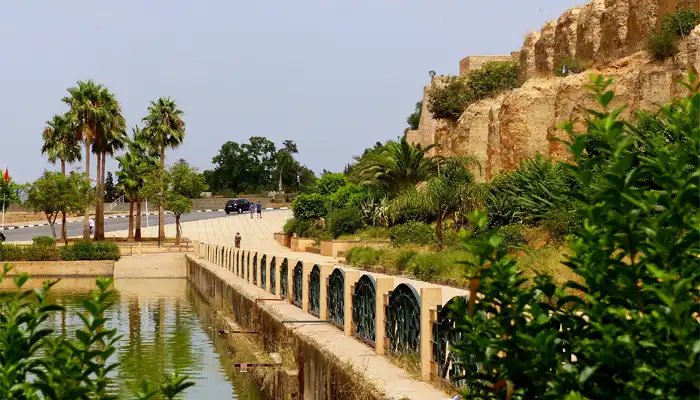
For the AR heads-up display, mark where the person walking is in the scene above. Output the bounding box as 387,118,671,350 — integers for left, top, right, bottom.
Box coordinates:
234,232,241,248
249,202,255,219
89,216,95,235
256,201,262,219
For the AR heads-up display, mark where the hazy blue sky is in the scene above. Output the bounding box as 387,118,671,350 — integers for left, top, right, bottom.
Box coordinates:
0,0,581,183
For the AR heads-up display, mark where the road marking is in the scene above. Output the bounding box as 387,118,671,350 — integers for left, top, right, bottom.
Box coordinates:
1,208,288,231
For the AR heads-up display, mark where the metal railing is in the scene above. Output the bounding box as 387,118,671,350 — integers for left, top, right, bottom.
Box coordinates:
106,195,125,212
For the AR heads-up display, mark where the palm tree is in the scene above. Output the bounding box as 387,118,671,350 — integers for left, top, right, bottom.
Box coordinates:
116,128,158,241
350,137,438,198
62,80,110,239
276,140,298,193
92,94,127,240
390,157,485,246
41,113,82,243
142,97,186,241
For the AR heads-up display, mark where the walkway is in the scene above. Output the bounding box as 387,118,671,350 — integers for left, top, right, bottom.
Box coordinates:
107,209,468,304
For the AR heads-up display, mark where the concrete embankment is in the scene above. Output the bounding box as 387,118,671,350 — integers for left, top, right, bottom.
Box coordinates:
186,254,450,400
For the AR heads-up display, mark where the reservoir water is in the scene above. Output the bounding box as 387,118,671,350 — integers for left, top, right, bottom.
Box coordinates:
2,277,264,399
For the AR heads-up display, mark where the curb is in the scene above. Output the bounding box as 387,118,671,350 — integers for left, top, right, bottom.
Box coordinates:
0,207,290,231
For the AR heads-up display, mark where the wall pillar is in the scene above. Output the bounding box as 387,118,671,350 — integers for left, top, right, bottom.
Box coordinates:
302,262,311,313
193,240,199,257
343,270,360,336
420,287,442,381
286,258,297,305
273,257,281,297
374,277,393,355
318,264,333,320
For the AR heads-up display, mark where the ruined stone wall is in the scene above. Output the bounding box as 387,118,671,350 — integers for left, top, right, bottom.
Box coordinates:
459,54,519,76
423,0,700,181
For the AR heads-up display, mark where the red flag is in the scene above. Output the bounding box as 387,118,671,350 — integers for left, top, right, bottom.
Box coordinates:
3,167,8,183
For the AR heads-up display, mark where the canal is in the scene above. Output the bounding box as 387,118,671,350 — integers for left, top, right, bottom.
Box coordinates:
8,277,264,399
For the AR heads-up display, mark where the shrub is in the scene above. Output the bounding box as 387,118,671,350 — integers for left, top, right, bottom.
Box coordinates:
408,252,445,281
328,208,363,238
648,31,679,60
389,221,434,246
394,250,418,272
60,241,120,261
660,8,700,37
345,246,384,267
498,224,526,249
554,55,584,76
316,173,347,196
329,183,368,211
32,236,57,247
427,61,520,120
291,193,327,220
283,217,299,235
0,244,60,261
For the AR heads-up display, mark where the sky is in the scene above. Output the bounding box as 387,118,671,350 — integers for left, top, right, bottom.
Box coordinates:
0,0,582,183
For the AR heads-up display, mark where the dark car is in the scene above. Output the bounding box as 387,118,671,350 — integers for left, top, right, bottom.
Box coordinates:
225,198,251,214
0,231,5,242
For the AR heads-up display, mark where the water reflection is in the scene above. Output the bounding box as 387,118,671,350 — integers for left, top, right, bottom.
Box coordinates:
6,278,263,400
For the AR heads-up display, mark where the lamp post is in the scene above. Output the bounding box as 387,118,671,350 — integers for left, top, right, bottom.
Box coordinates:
429,70,436,81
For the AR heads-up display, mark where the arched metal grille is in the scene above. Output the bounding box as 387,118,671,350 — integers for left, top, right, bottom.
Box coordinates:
327,268,344,328
280,259,289,299
253,254,258,285
261,255,267,290
385,284,421,354
352,275,376,345
269,257,276,295
292,261,303,308
309,265,321,317
432,296,473,387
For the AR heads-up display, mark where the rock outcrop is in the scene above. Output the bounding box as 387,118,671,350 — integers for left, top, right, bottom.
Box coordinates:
411,0,700,181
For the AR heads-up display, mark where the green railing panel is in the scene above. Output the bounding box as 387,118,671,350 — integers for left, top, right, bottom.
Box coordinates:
309,265,321,317
261,255,267,290
327,268,344,327
253,254,258,285
280,259,288,299
432,296,473,388
269,257,276,295
352,275,376,345
385,283,421,355
292,261,303,308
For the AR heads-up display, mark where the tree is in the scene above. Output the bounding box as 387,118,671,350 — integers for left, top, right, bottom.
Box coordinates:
168,160,207,199
41,113,83,241
275,140,298,193
24,171,92,242
0,179,21,218
205,136,278,194
316,173,347,196
390,156,483,245
116,128,158,241
142,97,186,242
164,192,192,244
104,171,116,203
406,101,422,130
62,80,111,240
350,137,437,197
91,94,127,240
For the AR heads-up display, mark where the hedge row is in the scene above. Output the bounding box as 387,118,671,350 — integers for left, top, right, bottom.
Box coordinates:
0,241,121,262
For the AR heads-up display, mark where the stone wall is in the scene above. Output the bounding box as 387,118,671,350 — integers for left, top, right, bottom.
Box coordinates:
414,0,700,181
459,54,519,76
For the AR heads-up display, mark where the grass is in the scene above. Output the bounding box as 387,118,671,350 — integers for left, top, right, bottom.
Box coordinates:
337,227,390,241
345,239,575,289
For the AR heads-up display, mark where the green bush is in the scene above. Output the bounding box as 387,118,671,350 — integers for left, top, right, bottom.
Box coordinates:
389,221,434,246
291,193,327,220
328,208,363,238
554,55,585,76
408,252,444,281
648,31,679,60
428,61,520,120
660,8,700,37
498,224,526,249
0,244,60,261
394,250,418,272
60,241,120,261
283,217,300,235
32,236,57,247
345,246,384,267
329,183,368,211
316,173,347,196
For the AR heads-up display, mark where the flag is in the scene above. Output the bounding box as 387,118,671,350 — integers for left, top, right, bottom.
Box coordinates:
3,166,8,183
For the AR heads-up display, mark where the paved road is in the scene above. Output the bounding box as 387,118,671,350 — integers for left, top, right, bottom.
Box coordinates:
3,210,282,242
